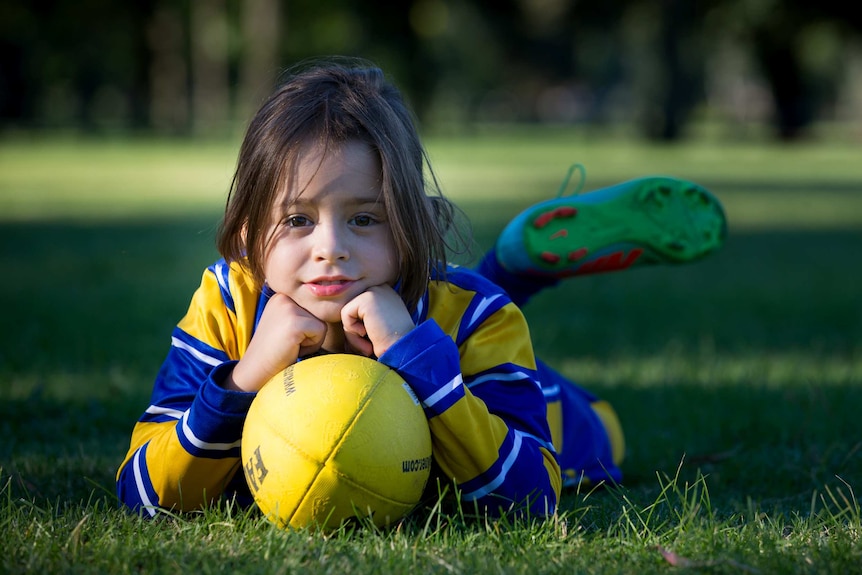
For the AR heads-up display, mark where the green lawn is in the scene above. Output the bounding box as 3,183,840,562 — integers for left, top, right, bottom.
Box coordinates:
1,131,861,573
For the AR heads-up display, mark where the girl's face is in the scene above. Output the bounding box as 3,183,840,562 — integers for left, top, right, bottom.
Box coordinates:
262,140,399,324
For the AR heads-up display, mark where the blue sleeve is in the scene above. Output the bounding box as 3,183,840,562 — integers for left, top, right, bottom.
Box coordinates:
380,318,560,517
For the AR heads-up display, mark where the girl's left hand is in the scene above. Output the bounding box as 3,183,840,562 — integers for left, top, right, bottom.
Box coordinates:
341,285,415,358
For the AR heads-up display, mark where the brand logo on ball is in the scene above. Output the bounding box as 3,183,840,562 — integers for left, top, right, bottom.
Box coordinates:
244,445,269,494
402,456,432,473
282,369,296,397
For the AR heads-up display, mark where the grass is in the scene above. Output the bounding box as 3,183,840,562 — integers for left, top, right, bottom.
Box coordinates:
2,129,861,573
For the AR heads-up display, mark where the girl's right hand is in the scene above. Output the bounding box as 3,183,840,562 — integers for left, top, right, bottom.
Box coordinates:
225,293,326,392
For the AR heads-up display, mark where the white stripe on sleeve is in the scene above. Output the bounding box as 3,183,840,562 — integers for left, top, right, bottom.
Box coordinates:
171,336,222,367
461,431,523,501
466,370,533,389
421,373,463,410
145,405,185,419
180,410,243,451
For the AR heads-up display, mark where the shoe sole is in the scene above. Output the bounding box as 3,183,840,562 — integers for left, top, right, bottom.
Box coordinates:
498,177,727,277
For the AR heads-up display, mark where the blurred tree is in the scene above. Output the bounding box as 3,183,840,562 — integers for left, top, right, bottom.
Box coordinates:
190,0,230,136
642,0,710,140
750,8,814,140
740,0,861,140
1,0,154,132
129,1,157,130
148,0,188,134
237,0,282,122
0,1,39,125
1,0,861,139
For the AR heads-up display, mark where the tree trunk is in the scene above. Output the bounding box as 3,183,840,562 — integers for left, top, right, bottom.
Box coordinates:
237,0,282,125
190,0,230,136
753,23,812,140
148,2,190,134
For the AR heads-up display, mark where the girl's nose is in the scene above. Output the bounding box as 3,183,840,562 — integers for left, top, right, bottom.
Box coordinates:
312,223,350,262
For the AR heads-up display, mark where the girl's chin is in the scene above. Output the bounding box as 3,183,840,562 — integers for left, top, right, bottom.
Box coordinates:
304,304,345,325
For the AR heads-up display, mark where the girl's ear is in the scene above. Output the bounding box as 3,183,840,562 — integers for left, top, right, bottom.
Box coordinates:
240,221,248,247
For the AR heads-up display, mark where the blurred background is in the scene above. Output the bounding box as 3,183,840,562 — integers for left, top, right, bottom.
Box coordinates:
2,0,862,141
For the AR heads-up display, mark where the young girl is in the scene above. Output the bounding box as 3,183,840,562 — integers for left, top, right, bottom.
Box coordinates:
116,59,725,519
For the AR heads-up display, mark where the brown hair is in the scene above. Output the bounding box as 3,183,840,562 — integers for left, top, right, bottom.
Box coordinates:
217,57,463,310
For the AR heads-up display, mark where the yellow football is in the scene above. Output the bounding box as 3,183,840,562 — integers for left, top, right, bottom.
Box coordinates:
241,353,433,530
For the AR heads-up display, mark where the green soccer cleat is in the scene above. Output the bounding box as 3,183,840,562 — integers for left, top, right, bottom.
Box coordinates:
495,164,727,278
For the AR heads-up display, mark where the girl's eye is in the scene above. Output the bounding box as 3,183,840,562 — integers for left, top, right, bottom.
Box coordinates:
285,215,312,227
350,214,376,227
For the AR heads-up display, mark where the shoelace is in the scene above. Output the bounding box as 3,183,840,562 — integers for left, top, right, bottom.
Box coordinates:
555,162,587,198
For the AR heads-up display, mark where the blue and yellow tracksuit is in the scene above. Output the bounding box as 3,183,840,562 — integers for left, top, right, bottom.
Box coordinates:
116,259,622,517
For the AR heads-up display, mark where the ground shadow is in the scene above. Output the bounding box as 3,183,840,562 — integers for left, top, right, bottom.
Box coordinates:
1,216,860,512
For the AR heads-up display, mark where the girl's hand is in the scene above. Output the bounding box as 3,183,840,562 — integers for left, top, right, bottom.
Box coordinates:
341,285,415,358
226,294,326,392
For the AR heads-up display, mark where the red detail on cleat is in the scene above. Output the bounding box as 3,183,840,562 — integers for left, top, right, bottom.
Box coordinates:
540,251,560,264
568,247,588,261
533,206,578,229
533,212,555,229
550,230,568,240
574,248,644,275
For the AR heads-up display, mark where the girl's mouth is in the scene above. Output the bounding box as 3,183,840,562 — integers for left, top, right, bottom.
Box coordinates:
305,279,355,297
